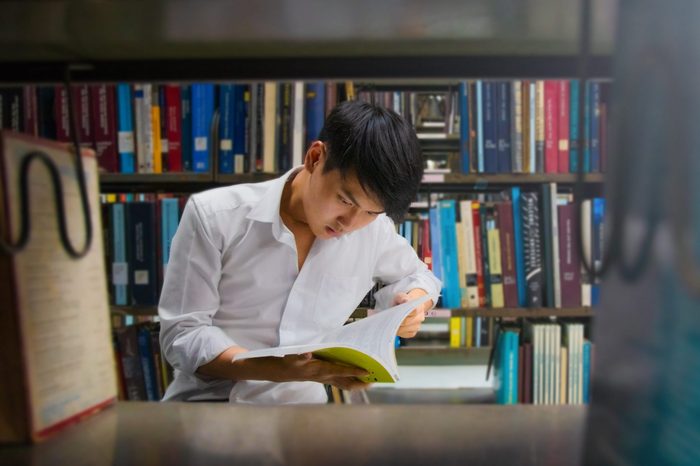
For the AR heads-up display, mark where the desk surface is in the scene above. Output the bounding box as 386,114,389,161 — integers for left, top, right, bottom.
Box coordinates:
1,402,587,466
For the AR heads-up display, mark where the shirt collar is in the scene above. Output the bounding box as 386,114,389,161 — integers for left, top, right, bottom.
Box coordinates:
246,166,303,224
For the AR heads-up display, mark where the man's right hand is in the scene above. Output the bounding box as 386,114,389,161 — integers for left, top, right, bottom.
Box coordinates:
271,353,371,391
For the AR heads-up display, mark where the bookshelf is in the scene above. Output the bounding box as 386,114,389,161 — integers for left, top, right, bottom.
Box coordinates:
2,0,614,414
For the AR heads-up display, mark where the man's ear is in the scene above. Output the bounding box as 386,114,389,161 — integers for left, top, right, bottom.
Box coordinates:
303,141,325,172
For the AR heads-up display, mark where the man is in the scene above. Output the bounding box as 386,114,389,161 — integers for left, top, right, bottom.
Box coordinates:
159,99,441,403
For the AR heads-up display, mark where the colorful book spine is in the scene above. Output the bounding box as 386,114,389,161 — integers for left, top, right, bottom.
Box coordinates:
161,198,180,278
150,86,162,174
521,192,543,307
111,203,128,306
459,81,470,173
582,340,591,403
569,79,580,173
472,202,486,307
218,84,235,174
233,84,249,174
558,80,570,173
497,201,519,307
126,202,158,306
496,81,512,173
438,200,461,308
191,83,215,173
158,86,169,171
75,84,94,149
482,81,498,173
305,82,326,147
165,84,183,172
544,80,559,173
511,187,527,307
591,197,606,306
22,85,38,136
535,80,545,172
133,83,154,173
590,81,602,172
181,84,192,171
476,81,484,173
277,82,293,173
512,80,523,173
137,325,158,401
558,203,582,307
429,206,443,285
487,220,505,308
90,84,119,173
54,85,71,142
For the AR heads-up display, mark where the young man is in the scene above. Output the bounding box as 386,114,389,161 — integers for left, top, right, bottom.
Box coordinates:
159,100,441,403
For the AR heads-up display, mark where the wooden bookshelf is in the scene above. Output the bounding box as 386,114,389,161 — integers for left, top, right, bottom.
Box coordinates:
349,307,593,319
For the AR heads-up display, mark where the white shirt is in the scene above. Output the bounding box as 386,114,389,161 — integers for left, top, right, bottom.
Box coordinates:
159,167,441,404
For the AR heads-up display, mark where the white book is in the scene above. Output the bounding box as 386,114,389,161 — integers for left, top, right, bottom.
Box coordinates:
460,200,479,308
553,324,561,405
235,294,437,383
581,199,593,307
133,83,153,173
291,81,305,168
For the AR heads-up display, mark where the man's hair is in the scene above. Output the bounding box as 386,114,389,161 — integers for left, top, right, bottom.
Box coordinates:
318,100,423,223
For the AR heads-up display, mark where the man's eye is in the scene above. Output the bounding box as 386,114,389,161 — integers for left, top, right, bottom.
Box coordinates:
339,196,352,206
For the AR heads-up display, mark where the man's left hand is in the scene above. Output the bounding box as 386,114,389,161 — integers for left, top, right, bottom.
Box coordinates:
394,289,433,338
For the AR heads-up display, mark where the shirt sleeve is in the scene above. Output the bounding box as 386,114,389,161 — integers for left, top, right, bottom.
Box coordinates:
158,197,237,376
371,216,442,310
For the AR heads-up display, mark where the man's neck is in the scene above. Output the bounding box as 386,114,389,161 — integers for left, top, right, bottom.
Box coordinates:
280,169,311,233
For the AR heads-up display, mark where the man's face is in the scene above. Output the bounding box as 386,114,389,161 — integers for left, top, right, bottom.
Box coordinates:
304,145,385,239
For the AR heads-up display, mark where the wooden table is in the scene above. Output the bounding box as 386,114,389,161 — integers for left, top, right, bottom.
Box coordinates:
0,402,587,465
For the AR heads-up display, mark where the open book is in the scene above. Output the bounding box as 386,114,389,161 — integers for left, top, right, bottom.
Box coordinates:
234,294,437,383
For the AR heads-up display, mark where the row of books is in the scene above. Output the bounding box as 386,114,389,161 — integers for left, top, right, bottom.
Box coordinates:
357,79,611,175
0,82,346,175
101,194,187,306
400,185,606,309
112,320,173,401
494,322,592,405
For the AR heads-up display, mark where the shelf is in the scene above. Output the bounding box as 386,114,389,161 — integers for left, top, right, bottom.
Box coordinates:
350,307,593,319
421,173,605,186
395,346,491,365
0,0,614,82
99,172,277,193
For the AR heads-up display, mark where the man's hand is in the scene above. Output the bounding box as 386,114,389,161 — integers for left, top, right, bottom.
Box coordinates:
274,353,371,391
394,289,434,338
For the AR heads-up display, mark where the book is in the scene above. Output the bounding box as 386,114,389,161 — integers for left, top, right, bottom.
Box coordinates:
234,294,437,383
0,131,117,442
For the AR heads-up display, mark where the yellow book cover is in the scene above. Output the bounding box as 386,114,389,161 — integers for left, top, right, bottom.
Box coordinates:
151,104,162,174
449,317,462,348
487,228,505,308
234,294,437,383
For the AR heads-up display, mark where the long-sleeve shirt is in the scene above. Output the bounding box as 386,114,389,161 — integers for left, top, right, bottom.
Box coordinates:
159,167,441,403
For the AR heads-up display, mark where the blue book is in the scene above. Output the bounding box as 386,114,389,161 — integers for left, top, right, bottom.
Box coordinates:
583,81,592,173
429,206,443,284
305,82,325,147
126,202,158,306
509,331,520,404
191,83,215,173
403,219,413,245
137,326,158,401
589,81,602,172
496,81,512,173
232,84,249,174
591,198,605,306
218,84,235,174
482,82,498,173
476,81,484,173
569,79,580,173
459,81,470,173
438,200,461,308
511,187,527,307
111,203,128,305
116,84,135,173
582,340,591,404
161,198,180,275
181,85,192,171
475,317,482,347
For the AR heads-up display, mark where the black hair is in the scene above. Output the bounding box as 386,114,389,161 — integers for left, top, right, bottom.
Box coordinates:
318,100,423,223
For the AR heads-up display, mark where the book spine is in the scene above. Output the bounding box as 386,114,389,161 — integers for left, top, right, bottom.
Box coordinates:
583,81,592,172
581,200,592,306
148,326,165,398
582,340,591,403
569,79,580,173
512,80,523,173
127,202,158,306
218,84,235,174
535,80,545,172
191,83,215,173
158,86,169,172
460,200,479,307
134,84,154,173
90,84,119,173
521,80,531,173
429,207,443,285
558,80,570,173
497,202,519,307
540,184,554,307
550,183,561,308
277,82,293,173
471,202,486,307
521,192,543,307
116,84,135,173
75,84,93,149
482,81,498,173
291,81,305,169
511,187,527,307
37,86,57,139
181,84,192,171
544,80,559,174
165,84,183,172
590,81,602,172
54,85,71,141
558,203,582,307
476,81,484,173
111,203,128,305
487,224,505,308
23,85,38,135
591,198,605,306
116,326,147,400
438,200,461,308
137,325,158,401
151,86,162,174
459,81,470,173
233,84,249,173
496,81,512,173
263,81,278,173
305,82,326,147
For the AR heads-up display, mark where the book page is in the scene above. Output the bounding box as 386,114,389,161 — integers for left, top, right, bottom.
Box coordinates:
3,135,117,436
235,294,436,381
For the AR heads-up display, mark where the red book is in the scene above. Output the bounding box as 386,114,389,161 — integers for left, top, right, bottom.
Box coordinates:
496,201,519,307
164,85,182,172
471,202,486,307
421,218,433,271
22,85,38,136
557,203,582,307
544,80,559,173
54,85,71,142
90,84,119,173
557,80,570,173
75,85,94,149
